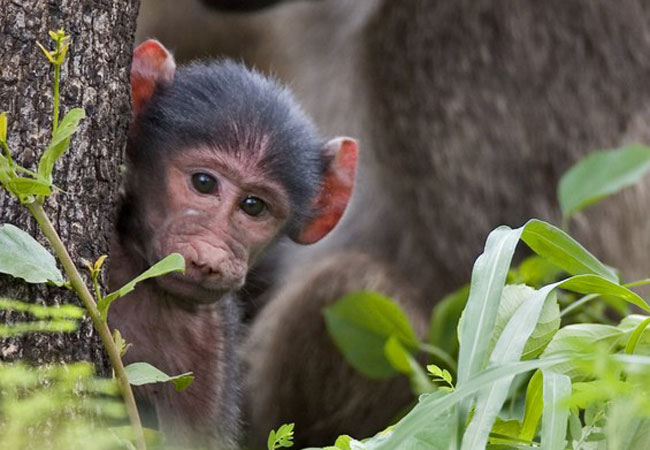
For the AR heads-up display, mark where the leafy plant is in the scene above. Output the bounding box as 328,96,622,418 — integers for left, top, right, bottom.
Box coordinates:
268,423,295,450
0,30,190,450
315,144,650,449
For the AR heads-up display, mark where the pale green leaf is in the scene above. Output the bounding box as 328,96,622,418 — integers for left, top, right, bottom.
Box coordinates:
38,108,85,183
541,324,625,379
568,410,582,442
0,223,65,285
124,362,194,392
461,284,556,450
558,144,650,218
457,225,523,386
487,285,560,362
540,370,571,450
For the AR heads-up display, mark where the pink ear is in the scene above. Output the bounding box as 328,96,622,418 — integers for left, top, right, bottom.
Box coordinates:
131,40,176,117
294,138,358,244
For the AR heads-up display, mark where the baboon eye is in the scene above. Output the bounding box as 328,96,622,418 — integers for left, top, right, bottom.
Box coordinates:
191,173,218,194
240,196,266,216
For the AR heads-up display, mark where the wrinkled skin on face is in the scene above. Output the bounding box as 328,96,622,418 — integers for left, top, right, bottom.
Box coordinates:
144,146,290,302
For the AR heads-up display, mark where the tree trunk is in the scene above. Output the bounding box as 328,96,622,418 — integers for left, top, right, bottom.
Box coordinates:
0,0,139,369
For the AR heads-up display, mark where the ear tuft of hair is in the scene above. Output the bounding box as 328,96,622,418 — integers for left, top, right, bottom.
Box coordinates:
131,39,176,117
293,137,358,245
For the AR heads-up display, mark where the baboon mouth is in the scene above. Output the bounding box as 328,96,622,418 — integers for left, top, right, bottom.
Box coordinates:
156,272,232,302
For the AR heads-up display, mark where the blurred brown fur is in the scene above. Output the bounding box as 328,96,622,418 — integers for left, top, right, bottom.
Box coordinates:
137,0,650,446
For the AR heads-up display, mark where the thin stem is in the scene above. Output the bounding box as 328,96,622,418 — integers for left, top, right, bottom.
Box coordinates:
93,275,103,306
52,64,60,133
27,201,147,450
2,141,14,169
13,165,39,177
624,279,650,289
419,343,458,374
559,293,598,318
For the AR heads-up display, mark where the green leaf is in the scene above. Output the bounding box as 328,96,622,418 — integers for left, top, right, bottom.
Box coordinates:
36,41,57,64
567,409,582,442
461,283,557,450
124,362,194,392
519,370,543,441
521,219,618,282
324,291,418,378
334,435,352,450
558,144,650,218
540,370,571,450
605,401,650,450
385,336,434,395
0,112,7,143
0,297,83,319
7,177,52,199
364,355,574,450
268,423,294,449
0,223,65,285
38,108,85,183
541,324,625,379
624,316,650,355
112,328,130,358
488,285,560,361
488,419,522,445
384,335,412,375
98,253,185,320
457,225,523,386
560,274,650,312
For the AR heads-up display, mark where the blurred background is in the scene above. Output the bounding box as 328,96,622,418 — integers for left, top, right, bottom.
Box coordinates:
136,1,650,446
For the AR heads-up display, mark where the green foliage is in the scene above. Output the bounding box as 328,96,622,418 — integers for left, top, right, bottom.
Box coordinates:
426,364,454,392
38,107,86,183
0,30,191,449
558,144,650,219
324,291,418,378
124,362,194,392
97,252,185,320
488,285,560,360
0,362,134,450
318,209,650,449
268,423,295,449
0,223,66,285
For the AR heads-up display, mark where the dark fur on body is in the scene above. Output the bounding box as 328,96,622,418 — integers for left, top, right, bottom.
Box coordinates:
109,244,242,448
109,59,330,448
136,1,650,447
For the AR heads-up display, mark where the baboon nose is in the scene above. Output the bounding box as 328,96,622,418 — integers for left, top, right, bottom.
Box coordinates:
191,260,221,277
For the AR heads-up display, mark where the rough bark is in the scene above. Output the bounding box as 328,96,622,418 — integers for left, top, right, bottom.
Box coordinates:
0,0,139,368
